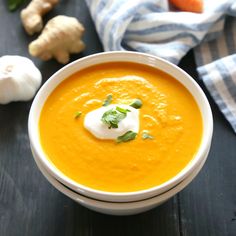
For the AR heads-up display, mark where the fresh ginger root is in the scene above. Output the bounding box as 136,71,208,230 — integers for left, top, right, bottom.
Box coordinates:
21,0,59,35
29,15,85,64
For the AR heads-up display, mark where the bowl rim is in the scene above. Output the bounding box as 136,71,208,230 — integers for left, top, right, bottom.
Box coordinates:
31,140,210,203
28,51,213,202
32,142,209,215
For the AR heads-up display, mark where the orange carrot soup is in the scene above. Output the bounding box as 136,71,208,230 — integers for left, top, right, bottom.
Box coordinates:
39,62,203,192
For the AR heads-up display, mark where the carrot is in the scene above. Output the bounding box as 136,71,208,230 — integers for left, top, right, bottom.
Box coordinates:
169,0,204,13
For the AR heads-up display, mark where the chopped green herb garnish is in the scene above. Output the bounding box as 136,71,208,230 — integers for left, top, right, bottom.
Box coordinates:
130,99,142,109
116,131,137,143
74,111,82,119
142,131,154,140
101,106,129,129
116,106,131,114
103,94,113,106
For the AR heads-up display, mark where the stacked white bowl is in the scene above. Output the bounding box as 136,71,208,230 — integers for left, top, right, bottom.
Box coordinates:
28,52,213,215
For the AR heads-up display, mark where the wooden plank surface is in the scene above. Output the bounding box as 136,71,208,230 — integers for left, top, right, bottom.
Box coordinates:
178,101,236,236
0,1,235,236
178,55,236,236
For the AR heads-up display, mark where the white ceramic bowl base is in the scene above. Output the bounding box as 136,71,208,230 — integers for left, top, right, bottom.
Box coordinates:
29,52,213,203
31,145,210,215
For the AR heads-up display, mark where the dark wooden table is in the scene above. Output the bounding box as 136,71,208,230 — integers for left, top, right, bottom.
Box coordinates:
0,1,236,235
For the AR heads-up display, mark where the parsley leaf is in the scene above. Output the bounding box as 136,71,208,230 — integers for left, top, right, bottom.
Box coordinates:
74,111,82,119
116,131,137,143
142,131,154,140
116,106,130,114
101,106,130,129
130,99,142,109
103,94,112,106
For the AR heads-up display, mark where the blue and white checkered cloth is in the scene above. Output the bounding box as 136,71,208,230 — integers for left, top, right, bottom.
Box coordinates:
85,0,236,133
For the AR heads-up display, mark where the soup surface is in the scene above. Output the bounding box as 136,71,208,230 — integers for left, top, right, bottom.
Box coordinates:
39,62,203,192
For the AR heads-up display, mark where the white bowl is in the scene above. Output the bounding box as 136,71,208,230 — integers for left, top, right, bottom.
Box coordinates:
28,51,213,202
32,144,210,215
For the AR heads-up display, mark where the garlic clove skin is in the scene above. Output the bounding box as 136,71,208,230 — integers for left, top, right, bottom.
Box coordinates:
0,55,42,104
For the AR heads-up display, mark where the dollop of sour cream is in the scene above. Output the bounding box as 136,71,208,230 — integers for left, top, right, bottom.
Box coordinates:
84,104,139,140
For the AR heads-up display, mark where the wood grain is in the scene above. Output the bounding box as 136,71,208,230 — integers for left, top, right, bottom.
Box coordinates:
0,1,235,236
178,53,236,236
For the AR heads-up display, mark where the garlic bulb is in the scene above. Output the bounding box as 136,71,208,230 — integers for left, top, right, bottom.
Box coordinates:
0,55,42,104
